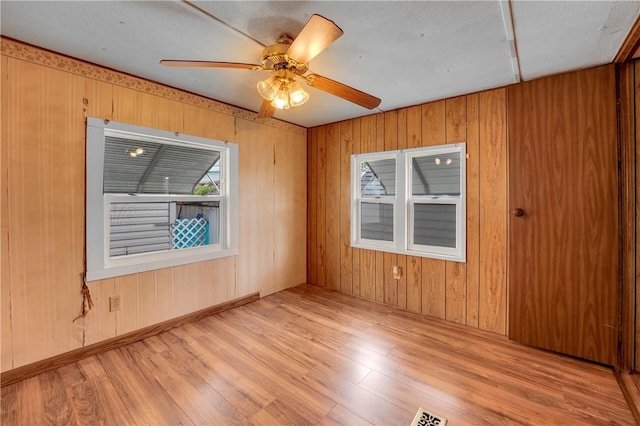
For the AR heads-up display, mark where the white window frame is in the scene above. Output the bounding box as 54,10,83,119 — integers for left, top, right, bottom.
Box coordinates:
353,151,399,250
351,143,466,262
86,117,239,281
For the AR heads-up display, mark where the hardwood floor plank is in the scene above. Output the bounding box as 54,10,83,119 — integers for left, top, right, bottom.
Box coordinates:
318,404,373,426
301,368,413,425
97,347,194,425
0,284,634,425
38,370,75,425
75,358,136,426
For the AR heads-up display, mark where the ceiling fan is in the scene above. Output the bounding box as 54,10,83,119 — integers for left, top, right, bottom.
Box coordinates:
160,14,381,118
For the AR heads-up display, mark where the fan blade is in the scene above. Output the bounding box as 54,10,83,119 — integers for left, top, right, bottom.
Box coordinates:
160,60,259,70
286,14,343,65
306,74,381,109
258,99,276,118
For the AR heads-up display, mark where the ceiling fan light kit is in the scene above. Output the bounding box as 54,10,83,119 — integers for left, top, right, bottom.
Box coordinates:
161,14,381,118
257,68,309,110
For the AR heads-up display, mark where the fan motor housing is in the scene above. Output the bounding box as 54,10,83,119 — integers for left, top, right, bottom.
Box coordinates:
260,35,307,75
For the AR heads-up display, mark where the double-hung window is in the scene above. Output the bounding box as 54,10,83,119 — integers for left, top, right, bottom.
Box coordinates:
86,118,239,281
351,143,465,262
355,153,397,248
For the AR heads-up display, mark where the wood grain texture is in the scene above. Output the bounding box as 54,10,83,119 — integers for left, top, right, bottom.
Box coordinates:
396,109,408,311
325,123,341,291
617,371,640,424
351,119,362,297
465,93,481,329
308,128,318,286
6,59,85,367
615,14,640,63
635,61,640,371
317,126,327,288
340,120,353,295
235,118,279,297
618,61,636,371
478,89,507,335
421,258,446,319
273,126,307,295
2,42,306,373
508,65,618,365
445,96,467,324
1,293,258,387
1,56,13,373
1,285,634,425
383,111,398,306
307,90,507,335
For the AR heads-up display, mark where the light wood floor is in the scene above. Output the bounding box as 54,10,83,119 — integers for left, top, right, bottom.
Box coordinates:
1,284,635,425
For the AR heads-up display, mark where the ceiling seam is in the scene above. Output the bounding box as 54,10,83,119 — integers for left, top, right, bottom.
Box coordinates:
180,0,266,48
498,0,523,83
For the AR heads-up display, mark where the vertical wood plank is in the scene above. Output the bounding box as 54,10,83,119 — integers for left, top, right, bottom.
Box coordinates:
405,106,423,313
359,116,376,299
317,126,327,287
6,61,85,367
396,108,408,310
212,258,228,305
325,123,341,291
406,256,423,314
236,119,273,296
421,258,446,319
422,100,446,146
420,100,447,317
181,103,235,142
376,113,385,152
383,111,398,306
84,278,117,346
445,96,467,325
185,263,201,313
351,119,362,297
407,106,422,149
374,114,385,303
116,274,139,335
83,79,113,120
465,94,481,328
340,121,354,295
137,271,157,328
360,115,377,153
375,251,385,304
273,128,307,294
617,61,635,370
307,128,318,285
198,260,215,309
479,89,507,334
155,269,173,322
171,265,188,318
360,250,376,301
1,56,13,371
635,62,640,369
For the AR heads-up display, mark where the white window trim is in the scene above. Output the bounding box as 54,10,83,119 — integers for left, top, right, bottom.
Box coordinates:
86,117,239,281
351,143,466,262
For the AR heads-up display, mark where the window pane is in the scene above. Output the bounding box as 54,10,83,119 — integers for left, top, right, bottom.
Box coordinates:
411,152,460,196
360,158,396,198
361,202,393,241
104,136,221,195
110,200,220,257
413,204,456,248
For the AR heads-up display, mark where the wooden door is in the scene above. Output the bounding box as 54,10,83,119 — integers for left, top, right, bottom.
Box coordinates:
508,65,619,366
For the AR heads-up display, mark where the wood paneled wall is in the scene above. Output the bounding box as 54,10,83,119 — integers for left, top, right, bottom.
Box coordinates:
307,90,507,334
620,59,640,370
1,39,306,373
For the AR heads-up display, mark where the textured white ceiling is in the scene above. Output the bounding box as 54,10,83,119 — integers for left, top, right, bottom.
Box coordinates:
1,1,638,128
